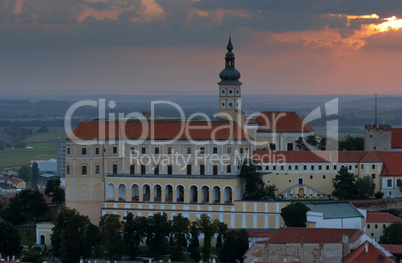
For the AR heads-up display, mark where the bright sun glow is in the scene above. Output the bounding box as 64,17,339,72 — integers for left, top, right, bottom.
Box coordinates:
374,16,402,32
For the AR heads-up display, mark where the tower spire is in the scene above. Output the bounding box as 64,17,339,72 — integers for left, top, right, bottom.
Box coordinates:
219,36,241,84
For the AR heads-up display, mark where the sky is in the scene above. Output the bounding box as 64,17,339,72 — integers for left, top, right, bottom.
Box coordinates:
2,0,402,97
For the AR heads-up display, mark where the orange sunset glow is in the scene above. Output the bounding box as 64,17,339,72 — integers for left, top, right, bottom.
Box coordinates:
1,0,402,96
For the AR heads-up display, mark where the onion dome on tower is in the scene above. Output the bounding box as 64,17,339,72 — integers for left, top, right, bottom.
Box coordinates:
219,37,241,84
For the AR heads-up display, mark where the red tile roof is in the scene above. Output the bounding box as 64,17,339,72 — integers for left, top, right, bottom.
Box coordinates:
11,177,23,184
254,111,314,133
381,244,402,254
342,241,393,263
262,228,363,244
248,232,275,238
366,212,402,223
380,152,402,176
252,151,383,164
68,120,251,141
392,128,402,148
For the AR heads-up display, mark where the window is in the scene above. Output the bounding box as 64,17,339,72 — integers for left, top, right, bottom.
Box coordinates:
310,175,313,179
372,165,375,169
375,224,378,229
287,143,293,151
281,166,284,171
187,164,192,175
168,165,173,175
95,164,100,174
113,164,117,175
154,147,160,154
229,90,233,94
334,165,337,170
66,165,70,175
326,165,329,170
288,165,292,171
267,180,271,184
374,146,377,150
323,175,326,179
67,147,70,155
397,179,402,187
266,165,269,171
113,146,118,154
318,165,322,170
200,164,205,175
273,165,277,171
226,146,232,154
236,89,239,94
95,146,100,155
367,224,370,229
229,103,233,107
361,164,364,169
82,147,87,155
371,233,374,237
141,165,146,175
303,165,307,171
355,164,358,168
372,174,376,179
269,143,276,151
167,147,172,154
200,147,205,154
213,165,218,175
349,165,352,170
187,146,192,154
298,178,303,185
221,89,225,94
383,224,386,229
288,179,292,183
154,165,159,175
227,165,232,173
311,165,314,170
387,179,392,187
141,147,146,154
130,164,135,175
130,146,135,154
240,148,244,154
82,165,87,175
295,165,299,170
213,147,218,154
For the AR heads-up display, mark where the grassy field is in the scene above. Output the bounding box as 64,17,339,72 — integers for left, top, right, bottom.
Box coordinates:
0,130,66,169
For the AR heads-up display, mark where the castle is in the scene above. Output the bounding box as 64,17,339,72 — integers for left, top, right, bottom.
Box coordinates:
62,38,402,228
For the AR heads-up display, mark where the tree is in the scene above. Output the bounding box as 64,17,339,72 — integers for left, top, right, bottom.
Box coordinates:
254,184,278,201
332,167,356,200
0,221,21,256
1,195,25,225
196,214,219,261
18,165,31,184
28,190,47,220
239,159,264,200
51,208,95,263
45,178,65,203
355,176,375,199
220,229,249,263
379,223,402,244
188,222,200,262
216,221,228,249
339,137,364,151
99,214,122,260
122,213,147,260
146,212,171,259
31,162,39,189
281,202,310,227
171,213,190,261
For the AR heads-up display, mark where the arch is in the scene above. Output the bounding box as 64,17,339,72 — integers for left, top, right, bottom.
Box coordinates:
40,235,45,245
190,185,198,203
213,186,221,203
143,185,150,201
154,185,162,202
107,183,115,201
176,185,184,202
224,186,232,203
201,185,209,203
298,188,305,197
118,184,126,201
165,185,173,202
131,184,139,201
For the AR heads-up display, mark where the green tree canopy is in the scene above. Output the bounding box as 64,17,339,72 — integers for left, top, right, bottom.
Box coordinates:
339,137,364,151
220,229,249,262
0,221,21,256
196,214,219,261
379,223,402,244
31,162,39,189
1,195,25,225
332,167,356,200
170,213,190,261
122,213,147,260
99,214,122,260
355,176,375,199
188,222,200,262
18,165,31,183
45,178,65,203
281,202,310,227
146,212,171,259
51,208,96,263
239,159,264,200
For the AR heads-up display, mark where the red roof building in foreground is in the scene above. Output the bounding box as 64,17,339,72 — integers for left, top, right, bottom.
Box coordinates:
342,241,394,263
366,212,402,241
381,244,402,255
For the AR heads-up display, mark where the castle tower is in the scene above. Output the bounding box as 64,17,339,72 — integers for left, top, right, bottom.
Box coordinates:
218,37,244,128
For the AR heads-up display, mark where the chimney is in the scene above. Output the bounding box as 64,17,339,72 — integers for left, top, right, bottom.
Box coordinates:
365,242,369,253
342,235,349,258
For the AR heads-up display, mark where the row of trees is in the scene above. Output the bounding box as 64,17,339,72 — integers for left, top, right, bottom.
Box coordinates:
332,167,376,200
295,135,364,151
51,208,249,263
